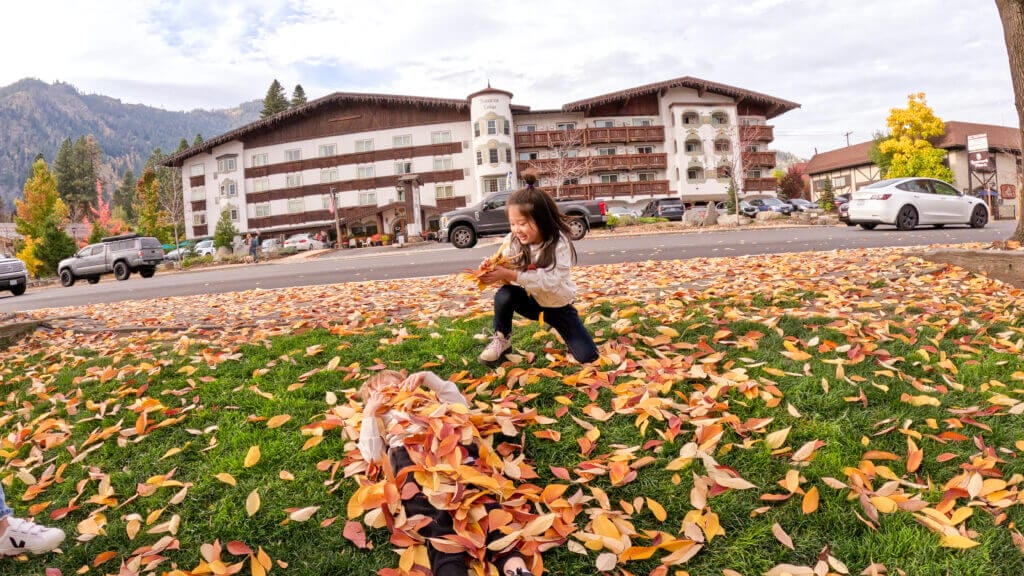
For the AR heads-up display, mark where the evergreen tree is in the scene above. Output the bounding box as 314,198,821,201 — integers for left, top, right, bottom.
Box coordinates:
724,180,738,215
54,136,101,220
213,208,238,250
134,169,168,241
261,79,290,118
819,178,836,212
113,169,136,223
34,216,77,277
193,134,204,146
178,138,189,152
291,84,307,107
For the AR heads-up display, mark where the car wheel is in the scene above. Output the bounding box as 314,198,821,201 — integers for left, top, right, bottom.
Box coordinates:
113,261,131,281
10,283,25,296
60,269,75,287
449,225,477,249
859,223,877,230
895,206,918,231
969,205,988,229
567,216,588,241
139,266,156,278
87,276,100,284
845,221,856,226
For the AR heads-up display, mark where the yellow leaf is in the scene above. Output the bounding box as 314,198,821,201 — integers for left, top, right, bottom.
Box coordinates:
645,497,667,522
802,486,819,514
266,414,291,429
177,365,197,376
246,490,261,516
765,427,791,450
279,470,295,481
244,445,261,468
214,472,237,486
870,496,898,514
596,552,617,572
939,533,980,549
289,506,320,522
160,447,183,460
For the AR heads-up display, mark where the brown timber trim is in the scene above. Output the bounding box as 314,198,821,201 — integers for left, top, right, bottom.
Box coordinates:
245,168,465,204
246,142,463,178
515,126,665,148
518,153,667,175
191,200,207,212
190,175,206,187
744,177,777,192
192,225,208,237
740,125,774,143
544,180,672,199
436,197,468,212
742,151,776,168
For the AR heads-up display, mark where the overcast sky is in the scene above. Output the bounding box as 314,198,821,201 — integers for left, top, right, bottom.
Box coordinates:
0,0,1016,159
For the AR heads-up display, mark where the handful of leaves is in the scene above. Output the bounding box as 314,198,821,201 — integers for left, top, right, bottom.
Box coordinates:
462,244,511,290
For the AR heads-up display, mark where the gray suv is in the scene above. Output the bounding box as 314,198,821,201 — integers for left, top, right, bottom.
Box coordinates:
0,254,29,296
58,234,164,286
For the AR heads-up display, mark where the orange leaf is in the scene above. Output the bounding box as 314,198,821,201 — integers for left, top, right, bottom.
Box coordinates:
802,486,819,514
244,445,261,468
266,414,292,429
93,551,117,567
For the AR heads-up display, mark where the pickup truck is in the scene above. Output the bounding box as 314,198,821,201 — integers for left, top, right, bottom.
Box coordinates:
439,192,607,249
0,254,29,296
58,233,165,286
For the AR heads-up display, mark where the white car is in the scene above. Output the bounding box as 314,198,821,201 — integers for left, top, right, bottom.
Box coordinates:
194,239,215,257
261,238,282,253
847,177,989,230
284,233,325,251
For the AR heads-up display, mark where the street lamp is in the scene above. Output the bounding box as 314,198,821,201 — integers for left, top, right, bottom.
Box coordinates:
330,187,342,248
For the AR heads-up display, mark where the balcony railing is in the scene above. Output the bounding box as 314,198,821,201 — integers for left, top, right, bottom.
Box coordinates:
743,151,776,168
515,126,665,148
744,177,778,192
740,125,774,143
545,179,672,200
516,153,668,175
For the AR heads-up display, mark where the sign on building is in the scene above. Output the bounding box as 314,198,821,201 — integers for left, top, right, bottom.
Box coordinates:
969,151,995,172
967,133,989,153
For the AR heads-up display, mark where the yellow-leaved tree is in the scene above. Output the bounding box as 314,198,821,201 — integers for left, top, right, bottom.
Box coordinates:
14,158,69,275
874,93,955,183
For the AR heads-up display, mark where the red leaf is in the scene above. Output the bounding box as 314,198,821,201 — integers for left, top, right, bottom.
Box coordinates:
46,569,62,576
343,521,368,549
550,466,571,480
226,541,253,555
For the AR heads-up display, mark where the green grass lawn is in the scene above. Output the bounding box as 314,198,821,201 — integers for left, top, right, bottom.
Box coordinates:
3,258,1024,575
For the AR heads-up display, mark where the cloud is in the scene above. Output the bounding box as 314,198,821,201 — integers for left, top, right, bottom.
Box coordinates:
0,0,1015,158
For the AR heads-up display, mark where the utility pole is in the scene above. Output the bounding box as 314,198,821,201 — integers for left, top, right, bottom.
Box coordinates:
843,132,853,147
330,187,342,248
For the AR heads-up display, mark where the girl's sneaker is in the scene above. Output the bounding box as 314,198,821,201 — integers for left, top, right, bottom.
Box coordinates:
0,517,65,555
478,332,510,365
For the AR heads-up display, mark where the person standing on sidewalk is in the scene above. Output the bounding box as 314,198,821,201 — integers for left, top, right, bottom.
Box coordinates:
249,231,261,263
0,483,65,556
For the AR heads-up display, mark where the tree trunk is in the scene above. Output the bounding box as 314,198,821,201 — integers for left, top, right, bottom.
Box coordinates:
995,0,1024,241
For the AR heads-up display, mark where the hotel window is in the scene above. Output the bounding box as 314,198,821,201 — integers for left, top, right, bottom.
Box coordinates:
217,157,236,172
563,178,579,186
516,124,536,132
220,179,237,197
433,157,453,171
355,139,374,152
595,120,614,128
519,151,538,161
556,122,576,131
504,120,510,135
286,173,303,187
714,140,731,153
711,112,729,126
598,147,617,156
320,168,339,183
486,119,497,135
287,198,304,213
358,191,377,206
254,203,271,218
561,149,579,158
395,161,412,175
476,151,483,165
504,148,511,163
285,149,302,162
633,118,653,126
636,146,654,154
746,169,763,178
322,195,333,210
357,166,375,179
431,131,452,144
685,139,702,154
252,178,269,192
599,174,620,183
483,177,504,193
189,163,205,177
687,167,704,181
250,153,268,167
436,184,454,199
393,134,411,148
474,122,480,137
488,149,499,164
318,144,337,157
637,172,657,181
682,112,699,125
227,205,239,220
717,166,732,178
190,186,205,200
833,176,847,187
192,212,207,225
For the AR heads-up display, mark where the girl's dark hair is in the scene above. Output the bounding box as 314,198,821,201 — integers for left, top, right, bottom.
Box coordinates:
506,171,577,270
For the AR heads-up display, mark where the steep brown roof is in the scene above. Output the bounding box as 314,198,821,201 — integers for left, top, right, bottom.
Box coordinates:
805,121,1022,176
163,92,471,167
562,75,800,119
935,121,1022,152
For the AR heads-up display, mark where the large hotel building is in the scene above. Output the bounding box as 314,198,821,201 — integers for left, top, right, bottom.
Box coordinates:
166,76,799,241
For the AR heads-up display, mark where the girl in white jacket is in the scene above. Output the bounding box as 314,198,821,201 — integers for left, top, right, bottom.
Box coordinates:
478,173,599,365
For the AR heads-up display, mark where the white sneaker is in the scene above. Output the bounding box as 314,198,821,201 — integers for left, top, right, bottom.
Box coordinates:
478,332,510,365
0,517,65,555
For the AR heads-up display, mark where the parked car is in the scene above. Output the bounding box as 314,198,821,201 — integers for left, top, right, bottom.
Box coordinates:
838,201,853,225
607,205,639,219
715,201,759,218
833,193,851,207
439,192,607,249
747,197,794,215
194,239,216,257
58,233,164,286
163,247,190,261
284,233,326,251
261,238,283,254
788,198,820,212
640,198,684,221
0,254,29,296
846,177,989,230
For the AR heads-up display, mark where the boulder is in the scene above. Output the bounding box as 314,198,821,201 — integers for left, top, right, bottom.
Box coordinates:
702,203,719,226
755,211,785,221
682,211,704,227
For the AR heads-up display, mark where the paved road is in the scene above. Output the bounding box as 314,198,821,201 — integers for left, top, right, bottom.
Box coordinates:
2,220,1014,313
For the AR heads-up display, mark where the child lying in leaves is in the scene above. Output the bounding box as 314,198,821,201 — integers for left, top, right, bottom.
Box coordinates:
351,370,572,576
